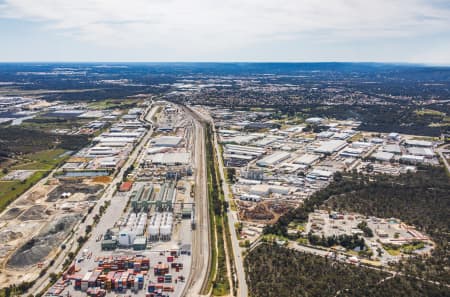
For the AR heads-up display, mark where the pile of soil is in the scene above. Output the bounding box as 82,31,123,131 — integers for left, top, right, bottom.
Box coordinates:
47,183,103,202
18,205,47,221
7,214,81,268
1,207,24,220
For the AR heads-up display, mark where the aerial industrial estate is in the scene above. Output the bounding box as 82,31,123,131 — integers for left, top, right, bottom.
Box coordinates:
0,63,449,297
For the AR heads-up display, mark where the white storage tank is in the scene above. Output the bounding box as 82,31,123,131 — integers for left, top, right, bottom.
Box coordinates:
119,230,131,246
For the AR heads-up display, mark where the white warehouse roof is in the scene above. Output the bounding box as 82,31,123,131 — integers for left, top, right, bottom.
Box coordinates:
148,152,190,165
372,151,394,161
256,151,291,167
314,140,347,154
294,154,320,166
404,139,433,147
151,136,183,147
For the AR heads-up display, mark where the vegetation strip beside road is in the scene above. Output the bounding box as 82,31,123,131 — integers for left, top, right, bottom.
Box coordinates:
202,123,232,296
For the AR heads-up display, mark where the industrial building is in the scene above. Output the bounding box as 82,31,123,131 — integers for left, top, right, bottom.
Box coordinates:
294,154,320,166
224,144,266,157
224,134,263,145
400,154,425,164
249,184,291,197
382,144,402,155
305,117,324,125
306,169,333,180
147,152,190,166
314,140,347,154
223,154,254,167
256,151,291,167
404,139,433,147
407,147,435,158
151,136,183,147
339,147,364,158
372,151,394,162
147,212,173,241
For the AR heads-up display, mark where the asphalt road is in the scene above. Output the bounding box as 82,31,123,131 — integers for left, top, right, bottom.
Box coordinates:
211,124,248,297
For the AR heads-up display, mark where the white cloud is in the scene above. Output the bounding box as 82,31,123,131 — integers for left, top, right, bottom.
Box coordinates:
1,0,450,60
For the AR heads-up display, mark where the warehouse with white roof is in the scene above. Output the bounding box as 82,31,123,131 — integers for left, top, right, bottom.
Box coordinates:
151,136,183,147
294,154,320,166
314,140,347,154
256,151,291,167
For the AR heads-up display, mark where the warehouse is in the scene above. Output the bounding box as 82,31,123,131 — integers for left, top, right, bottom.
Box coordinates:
382,144,402,154
147,152,190,165
294,154,320,166
240,194,262,202
332,132,351,140
256,151,291,167
87,146,119,157
407,147,435,158
370,138,384,144
151,136,183,147
306,169,333,180
351,141,373,149
93,137,136,144
224,134,262,145
317,131,334,138
372,151,394,162
305,117,324,124
339,147,364,158
218,129,239,135
314,140,347,154
400,155,425,164
223,154,254,167
102,132,142,138
249,184,291,196
98,157,121,169
224,144,266,157
254,137,279,147
404,139,433,147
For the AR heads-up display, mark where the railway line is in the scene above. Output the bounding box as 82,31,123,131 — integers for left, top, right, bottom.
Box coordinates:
181,105,211,297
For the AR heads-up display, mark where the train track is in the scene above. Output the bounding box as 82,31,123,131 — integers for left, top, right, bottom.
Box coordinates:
181,105,211,296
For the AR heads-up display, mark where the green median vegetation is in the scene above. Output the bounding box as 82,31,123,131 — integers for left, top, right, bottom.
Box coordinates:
203,124,231,296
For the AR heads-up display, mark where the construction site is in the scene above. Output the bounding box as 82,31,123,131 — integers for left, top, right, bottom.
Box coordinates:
0,178,104,286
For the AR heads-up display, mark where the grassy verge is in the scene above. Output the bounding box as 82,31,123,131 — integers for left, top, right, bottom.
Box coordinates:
202,124,231,296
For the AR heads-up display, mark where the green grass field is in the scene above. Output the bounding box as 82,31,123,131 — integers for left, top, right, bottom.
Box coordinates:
87,98,140,110
414,109,445,116
0,149,70,213
0,171,48,213
11,149,68,170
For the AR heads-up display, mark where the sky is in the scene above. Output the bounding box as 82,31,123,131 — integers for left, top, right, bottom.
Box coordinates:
1,0,450,64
